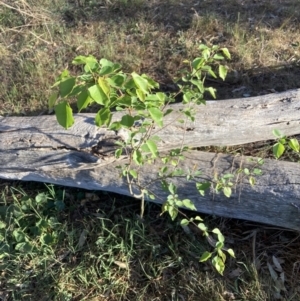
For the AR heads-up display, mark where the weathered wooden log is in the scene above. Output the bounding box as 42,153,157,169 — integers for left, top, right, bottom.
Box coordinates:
0,89,300,230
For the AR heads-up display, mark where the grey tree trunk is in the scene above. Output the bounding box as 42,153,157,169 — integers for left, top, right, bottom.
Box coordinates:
1,89,300,230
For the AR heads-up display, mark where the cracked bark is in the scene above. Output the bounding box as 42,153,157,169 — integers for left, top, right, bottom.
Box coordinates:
1,89,300,230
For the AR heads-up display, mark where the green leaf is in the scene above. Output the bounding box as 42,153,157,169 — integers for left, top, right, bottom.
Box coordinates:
36,218,49,230
141,143,150,153
208,69,217,79
48,92,57,110
149,194,155,200
54,101,74,129
171,160,177,166
180,218,190,226
216,183,222,191
253,168,262,175
172,168,184,176
199,251,212,262
88,84,109,106
78,74,93,82
149,107,163,127
198,223,208,232
221,48,231,59
175,200,183,207
13,230,25,242
183,91,192,103
217,249,226,262
145,94,159,101
206,87,216,99
117,95,132,107
131,72,149,93
190,79,205,93
68,85,82,97
95,108,112,127
124,78,135,90
249,176,255,186
72,55,97,65
48,217,60,229
146,140,158,158
192,57,204,70
279,138,286,144
213,53,224,60
54,69,69,84
133,149,143,165
115,148,122,158
222,173,234,179
98,77,110,97
106,74,126,87
212,255,225,275
0,220,6,229
131,97,145,110
161,202,169,214
77,90,92,112
216,241,224,249
182,199,197,211
196,97,206,105
35,192,47,204
84,60,99,73
136,88,146,101
161,180,169,191
40,233,55,245
199,44,209,50
156,92,166,103
141,74,159,89
218,65,228,81
196,182,211,196
168,205,178,221
168,183,176,195
227,248,235,258
243,168,250,175
15,242,33,253
72,55,87,65
257,158,264,165
202,48,210,60
105,60,122,72
129,170,138,179
59,77,76,97
99,58,118,74
100,58,114,67
159,166,168,175
212,228,225,243
120,115,134,128
223,187,232,198
110,121,122,131
272,129,283,138
273,142,285,159
99,65,113,76
288,138,299,152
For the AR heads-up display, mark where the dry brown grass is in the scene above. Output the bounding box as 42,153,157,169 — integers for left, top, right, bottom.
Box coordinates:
1,0,300,114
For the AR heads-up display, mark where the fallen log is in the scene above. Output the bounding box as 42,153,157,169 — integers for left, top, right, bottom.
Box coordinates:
0,89,300,230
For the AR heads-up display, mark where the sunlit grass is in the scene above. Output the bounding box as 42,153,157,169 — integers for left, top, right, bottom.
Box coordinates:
1,0,300,114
